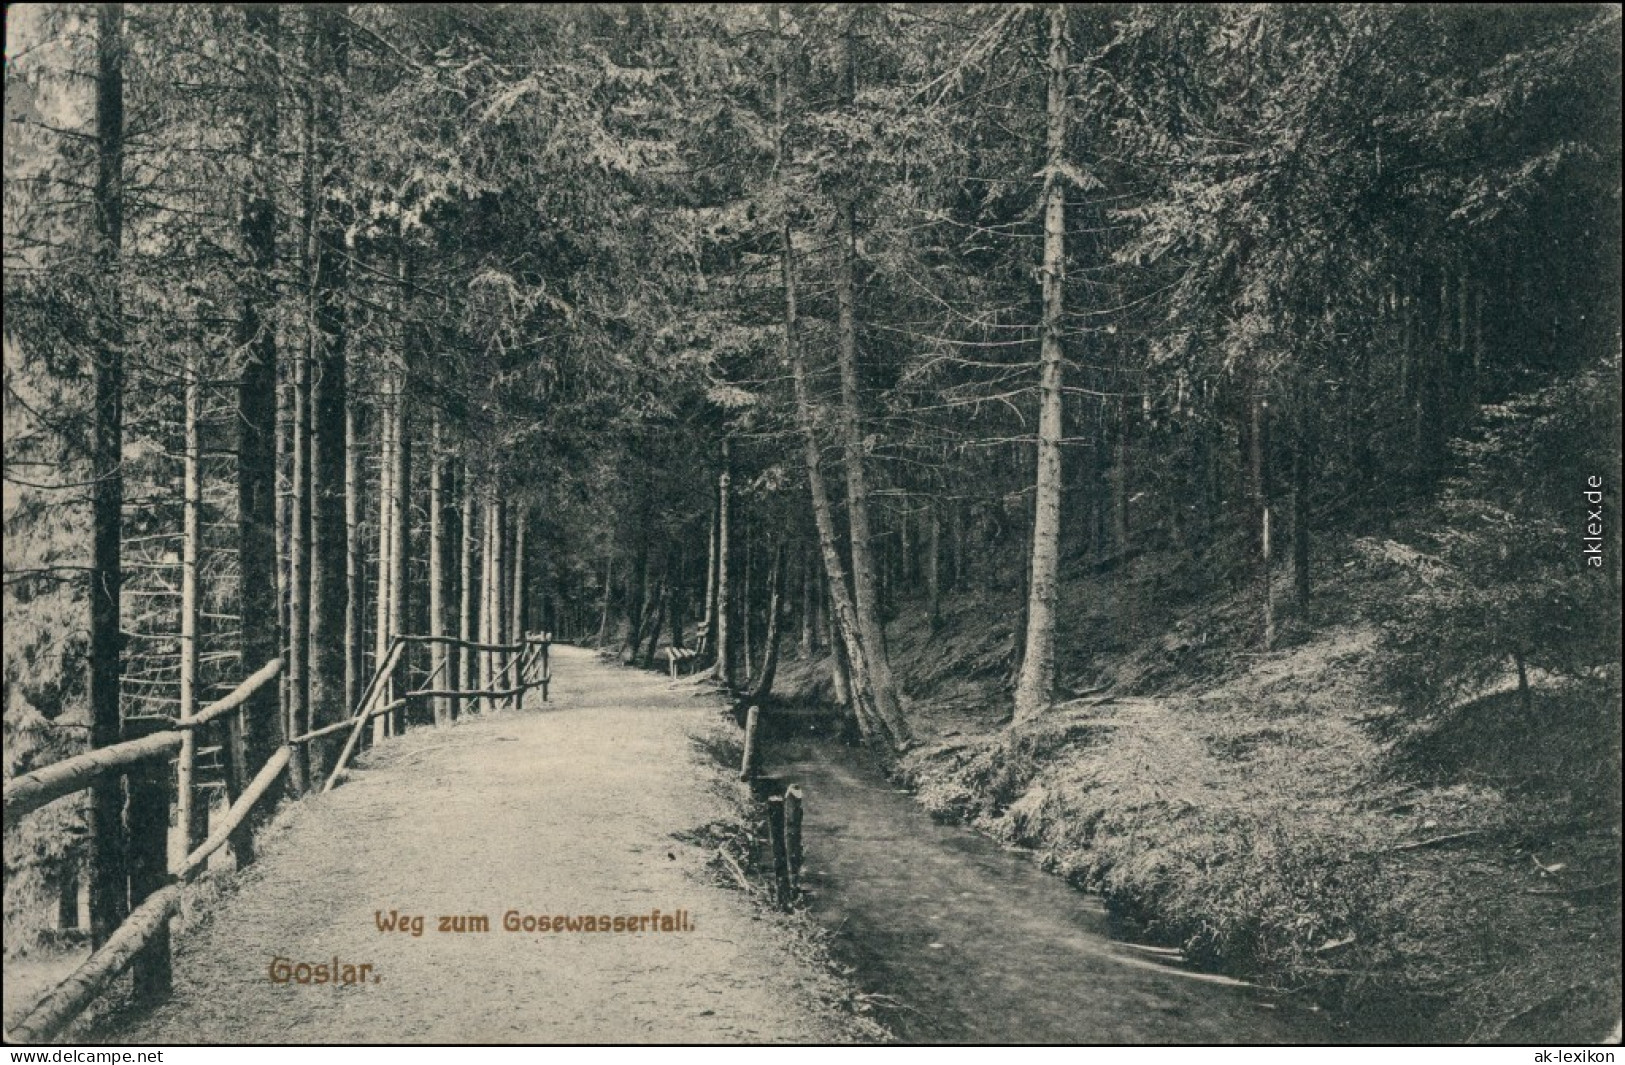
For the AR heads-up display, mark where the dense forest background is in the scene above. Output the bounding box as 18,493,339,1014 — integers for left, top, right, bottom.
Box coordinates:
4,3,1620,1043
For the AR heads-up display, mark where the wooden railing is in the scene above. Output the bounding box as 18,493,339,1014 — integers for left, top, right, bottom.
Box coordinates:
2,631,553,1044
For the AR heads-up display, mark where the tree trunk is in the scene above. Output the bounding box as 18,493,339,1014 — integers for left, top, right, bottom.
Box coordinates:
344,371,364,718
510,505,527,705
458,462,476,713
711,443,733,685
87,1,127,949
481,493,496,706
305,5,350,777
178,352,204,851
702,501,718,653
800,547,816,653
640,571,668,669
597,554,613,648
748,542,786,701
235,2,283,827
1013,3,1070,723
926,504,942,630
492,495,507,703
742,519,754,679
371,374,394,744
771,3,899,750
832,197,910,741
622,531,648,657
429,411,448,725
1293,408,1311,614
1251,384,1274,650
824,600,849,699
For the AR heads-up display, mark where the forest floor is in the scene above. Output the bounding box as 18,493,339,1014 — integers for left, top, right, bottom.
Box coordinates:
772,531,1621,1045
55,646,873,1044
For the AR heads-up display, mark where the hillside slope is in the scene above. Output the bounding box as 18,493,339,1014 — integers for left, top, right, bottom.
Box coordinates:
777,507,1621,1043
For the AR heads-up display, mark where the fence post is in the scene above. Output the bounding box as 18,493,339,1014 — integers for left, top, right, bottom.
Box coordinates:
541,635,551,701
739,705,760,782
767,794,792,910
783,784,803,889
122,717,173,1004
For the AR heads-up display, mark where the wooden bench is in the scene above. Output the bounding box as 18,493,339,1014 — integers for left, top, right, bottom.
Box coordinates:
662,646,699,679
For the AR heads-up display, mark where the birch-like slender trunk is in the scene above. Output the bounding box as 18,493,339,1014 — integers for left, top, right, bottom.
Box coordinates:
388,372,409,733
510,505,526,706
703,502,718,653
371,377,394,745
178,352,203,850
1012,3,1070,722
429,411,448,725
458,461,476,714
597,554,613,648
711,444,733,685
344,374,363,716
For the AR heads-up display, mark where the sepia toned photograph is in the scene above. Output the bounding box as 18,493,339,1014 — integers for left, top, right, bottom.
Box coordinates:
3,2,1620,1048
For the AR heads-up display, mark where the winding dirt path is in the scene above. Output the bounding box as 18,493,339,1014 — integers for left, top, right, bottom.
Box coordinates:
102,647,858,1044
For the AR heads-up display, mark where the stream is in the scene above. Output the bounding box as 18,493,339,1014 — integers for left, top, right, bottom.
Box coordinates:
765,730,1336,1044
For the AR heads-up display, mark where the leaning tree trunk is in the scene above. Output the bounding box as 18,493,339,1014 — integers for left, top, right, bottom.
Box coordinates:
834,15,909,746
1013,3,1070,723
87,1,127,948
770,3,893,750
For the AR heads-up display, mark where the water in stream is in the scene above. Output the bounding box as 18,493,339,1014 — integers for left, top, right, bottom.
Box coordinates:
767,732,1336,1044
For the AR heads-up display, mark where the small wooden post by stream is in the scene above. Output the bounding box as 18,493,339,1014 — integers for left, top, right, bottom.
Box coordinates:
739,705,760,782
766,793,792,909
783,784,803,888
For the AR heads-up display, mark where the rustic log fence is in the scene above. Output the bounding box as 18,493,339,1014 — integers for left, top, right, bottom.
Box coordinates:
2,630,553,1044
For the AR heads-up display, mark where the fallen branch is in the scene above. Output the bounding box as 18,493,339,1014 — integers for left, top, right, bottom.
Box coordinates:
1386,829,1490,853
715,846,753,894
1524,878,1619,897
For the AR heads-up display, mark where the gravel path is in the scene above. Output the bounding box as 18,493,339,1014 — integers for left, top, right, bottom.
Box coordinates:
103,647,856,1044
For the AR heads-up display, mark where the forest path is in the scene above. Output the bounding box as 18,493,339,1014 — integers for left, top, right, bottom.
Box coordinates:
771,734,1337,1044
100,647,855,1044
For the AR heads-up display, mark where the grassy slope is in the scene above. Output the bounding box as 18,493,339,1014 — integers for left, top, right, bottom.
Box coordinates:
777,521,1621,1043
